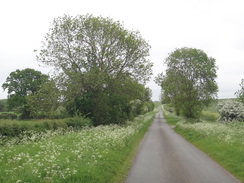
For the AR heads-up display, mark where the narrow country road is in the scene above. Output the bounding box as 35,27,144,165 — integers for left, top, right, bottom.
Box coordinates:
126,107,241,183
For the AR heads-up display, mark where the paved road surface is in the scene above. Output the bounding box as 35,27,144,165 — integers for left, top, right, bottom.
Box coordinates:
126,108,241,183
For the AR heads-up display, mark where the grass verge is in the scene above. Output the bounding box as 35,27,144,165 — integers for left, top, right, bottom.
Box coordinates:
162,105,181,125
111,110,156,183
175,122,244,182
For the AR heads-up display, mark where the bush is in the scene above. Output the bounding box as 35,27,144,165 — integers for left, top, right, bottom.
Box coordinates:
64,117,92,128
0,116,92,138
0,120,67,137
218,100,244,122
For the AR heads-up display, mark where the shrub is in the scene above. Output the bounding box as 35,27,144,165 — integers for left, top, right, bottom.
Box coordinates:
64,117,92,128
0,116,93,139
218,100,244,122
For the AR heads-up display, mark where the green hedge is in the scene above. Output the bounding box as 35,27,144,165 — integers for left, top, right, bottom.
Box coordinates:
0,113,18,119
0,117,91,137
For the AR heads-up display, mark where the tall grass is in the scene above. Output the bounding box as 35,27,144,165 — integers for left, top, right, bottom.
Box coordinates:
0,109,157,183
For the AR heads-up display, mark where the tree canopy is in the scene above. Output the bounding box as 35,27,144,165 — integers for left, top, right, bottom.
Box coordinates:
2,68,49,118
36,14,153,124
36,14,152,83
157,47,218,118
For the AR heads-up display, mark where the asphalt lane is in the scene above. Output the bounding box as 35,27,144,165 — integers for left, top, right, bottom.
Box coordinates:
126,107,241,183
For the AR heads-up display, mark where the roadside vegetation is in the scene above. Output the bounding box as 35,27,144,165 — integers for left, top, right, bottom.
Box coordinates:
0,117,91,145
162,99,244,182
0,108,157,183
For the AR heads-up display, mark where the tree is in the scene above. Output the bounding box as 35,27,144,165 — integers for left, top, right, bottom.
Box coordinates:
2,68,49,119
65,75,148,125
235,79,244,104
142,87,152,102
36,14,152,84
157,47,218,118
36,14,153,124
26,79,61,118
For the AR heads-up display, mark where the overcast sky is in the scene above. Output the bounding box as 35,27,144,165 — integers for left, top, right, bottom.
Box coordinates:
0,0,243,101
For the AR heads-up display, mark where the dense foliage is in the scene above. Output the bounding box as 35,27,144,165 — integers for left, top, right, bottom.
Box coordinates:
157,47,218,118
218,100,244,122
36,14,153,125
2,68,49,119
0,116,91,143
26,79,61,119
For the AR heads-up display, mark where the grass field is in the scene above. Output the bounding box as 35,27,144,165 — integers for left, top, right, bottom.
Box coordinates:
0,109,157,183
162,100,244,182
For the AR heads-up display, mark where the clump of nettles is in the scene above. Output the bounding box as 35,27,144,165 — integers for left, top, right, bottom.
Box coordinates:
218,100,244,122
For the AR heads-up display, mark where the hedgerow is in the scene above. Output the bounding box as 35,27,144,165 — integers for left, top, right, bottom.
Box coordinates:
0,113,18,119
0,117,91,139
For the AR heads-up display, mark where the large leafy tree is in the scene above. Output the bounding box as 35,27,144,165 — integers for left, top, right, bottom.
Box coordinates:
36,14,153,124
157,47,218,118
2,68,49,118
37,14,152,83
